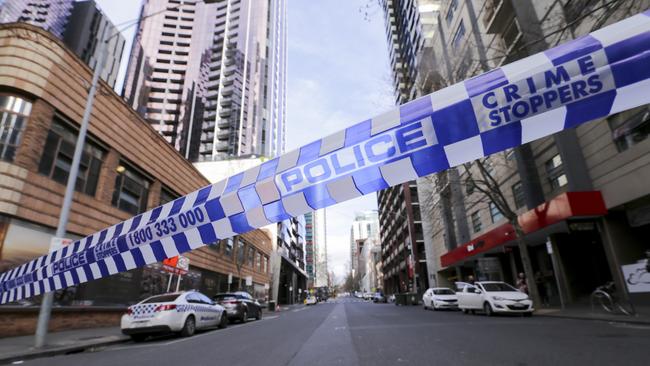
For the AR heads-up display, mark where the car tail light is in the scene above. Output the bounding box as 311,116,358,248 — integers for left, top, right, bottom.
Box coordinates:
154,304,177,312
127,307,133,315
223,300,238,304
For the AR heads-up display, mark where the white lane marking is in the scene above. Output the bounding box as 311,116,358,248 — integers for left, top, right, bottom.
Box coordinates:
292,307,308,312
263,315,279,320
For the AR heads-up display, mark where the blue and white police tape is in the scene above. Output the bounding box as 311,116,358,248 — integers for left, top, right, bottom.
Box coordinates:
2,10,650,304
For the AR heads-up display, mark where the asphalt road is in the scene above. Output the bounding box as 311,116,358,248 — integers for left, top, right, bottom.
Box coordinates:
20,297,650,366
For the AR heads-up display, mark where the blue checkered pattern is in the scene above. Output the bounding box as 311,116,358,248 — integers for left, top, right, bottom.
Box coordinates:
2,12,650,304
131,304,157,315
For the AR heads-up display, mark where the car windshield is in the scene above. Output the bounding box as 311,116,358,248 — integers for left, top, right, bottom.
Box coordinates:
214,294,238,301
141,294,179,304
481,283,518,292
433,289,455,295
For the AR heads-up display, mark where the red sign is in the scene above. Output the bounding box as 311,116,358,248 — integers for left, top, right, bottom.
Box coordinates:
162,256,190,275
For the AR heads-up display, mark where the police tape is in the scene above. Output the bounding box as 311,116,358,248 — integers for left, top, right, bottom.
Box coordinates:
2,11,650,304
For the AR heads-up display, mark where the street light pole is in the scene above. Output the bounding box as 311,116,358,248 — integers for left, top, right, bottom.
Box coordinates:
34,28,110,348
32,0,221,347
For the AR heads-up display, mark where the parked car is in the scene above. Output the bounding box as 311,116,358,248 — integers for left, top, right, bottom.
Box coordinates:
363,292,373,300
422,287,458,310
373,292,387,303
457,281,534,316
121,291,227,342
213,291,263,323
305,295,318,305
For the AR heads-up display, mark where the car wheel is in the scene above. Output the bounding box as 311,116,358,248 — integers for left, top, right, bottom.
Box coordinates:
180,315,196,337
484,302,494,317
470,309,476,315
218,312,228,329
432,302,438,311
130,334,147,342
241,309,248,323
255,307,262,320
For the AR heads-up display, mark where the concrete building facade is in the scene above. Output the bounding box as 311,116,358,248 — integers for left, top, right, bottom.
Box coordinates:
384,0,650,311
122,0,287,162
0,0,125,88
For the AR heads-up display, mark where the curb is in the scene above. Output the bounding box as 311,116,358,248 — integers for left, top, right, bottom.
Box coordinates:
0,336,130,365
536,312,650,325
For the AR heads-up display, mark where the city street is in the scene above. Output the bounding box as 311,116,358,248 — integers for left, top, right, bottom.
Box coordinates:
18,297,650,366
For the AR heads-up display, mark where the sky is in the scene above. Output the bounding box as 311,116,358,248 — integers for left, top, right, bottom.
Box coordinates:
97,0,394,284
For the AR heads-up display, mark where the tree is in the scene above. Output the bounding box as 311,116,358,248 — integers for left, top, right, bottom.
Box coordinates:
463,156,542,307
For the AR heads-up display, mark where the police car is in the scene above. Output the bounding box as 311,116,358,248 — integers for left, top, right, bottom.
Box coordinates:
121,291,227,341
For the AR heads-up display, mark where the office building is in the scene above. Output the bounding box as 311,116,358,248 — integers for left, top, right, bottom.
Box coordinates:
0,0,125,88
122,0,287,161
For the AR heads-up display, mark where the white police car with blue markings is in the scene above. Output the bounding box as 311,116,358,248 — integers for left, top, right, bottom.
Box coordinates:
121,291,227,341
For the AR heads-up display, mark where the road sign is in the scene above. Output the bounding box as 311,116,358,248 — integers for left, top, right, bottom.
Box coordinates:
3,12,650,304
162,256,190,275
49,237,73,254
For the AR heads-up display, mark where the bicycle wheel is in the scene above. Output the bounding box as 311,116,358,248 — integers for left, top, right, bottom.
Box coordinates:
592,291,615,313
615,300,636,316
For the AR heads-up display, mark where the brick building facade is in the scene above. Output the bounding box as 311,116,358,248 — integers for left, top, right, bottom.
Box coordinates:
0,23,272,316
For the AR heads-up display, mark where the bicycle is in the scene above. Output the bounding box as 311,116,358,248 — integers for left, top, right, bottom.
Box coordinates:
590,281,636,316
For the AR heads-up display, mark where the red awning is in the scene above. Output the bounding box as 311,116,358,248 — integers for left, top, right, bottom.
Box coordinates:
440,191,607,268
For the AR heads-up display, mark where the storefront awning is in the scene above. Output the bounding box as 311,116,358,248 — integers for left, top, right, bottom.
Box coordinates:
440,191,607,267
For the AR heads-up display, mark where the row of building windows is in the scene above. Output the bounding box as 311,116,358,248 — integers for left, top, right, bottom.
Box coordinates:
208,237,269,274
0,93,182,216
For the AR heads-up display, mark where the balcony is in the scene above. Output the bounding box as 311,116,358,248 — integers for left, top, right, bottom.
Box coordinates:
217,129,230,140
219,108,231,118
217,119,230,128
482,0,515,34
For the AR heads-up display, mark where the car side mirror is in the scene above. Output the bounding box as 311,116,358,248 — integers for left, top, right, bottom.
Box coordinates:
476,289,482,294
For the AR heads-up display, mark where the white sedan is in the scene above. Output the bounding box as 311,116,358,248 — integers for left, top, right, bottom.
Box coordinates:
305,295,317,305
457,281,534,316
422,287,458,310
121,291,227,341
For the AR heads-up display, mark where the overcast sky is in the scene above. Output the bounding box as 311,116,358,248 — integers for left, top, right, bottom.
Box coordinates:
97,0,394,283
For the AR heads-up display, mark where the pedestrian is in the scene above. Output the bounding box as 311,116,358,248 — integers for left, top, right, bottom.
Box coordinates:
516,272,528,294
467,275,475,285
535,272,549,306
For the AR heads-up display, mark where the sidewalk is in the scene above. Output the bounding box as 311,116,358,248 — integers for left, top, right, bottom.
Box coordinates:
536,305,650,325
0,327,128,364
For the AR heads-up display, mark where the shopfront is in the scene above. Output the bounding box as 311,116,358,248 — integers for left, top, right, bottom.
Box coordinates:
440,192,611,306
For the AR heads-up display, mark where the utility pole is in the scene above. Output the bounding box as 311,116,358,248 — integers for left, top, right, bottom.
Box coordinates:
34,27,110,349
34,0,220,348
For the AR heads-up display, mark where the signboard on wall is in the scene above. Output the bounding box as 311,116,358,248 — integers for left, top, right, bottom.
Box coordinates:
623,260,650,293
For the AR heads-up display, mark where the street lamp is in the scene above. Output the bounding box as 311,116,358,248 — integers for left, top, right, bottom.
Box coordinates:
34,0,222,348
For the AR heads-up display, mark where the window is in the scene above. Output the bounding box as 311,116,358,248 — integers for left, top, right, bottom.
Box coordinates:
545,154,568,189
446,0,458,25
489,202,504,223
38,116,104,196
237,240,245,264
111,161,151,215
256,252,262,271
0,94,32,161
608,106,650,152
452,20,465,50
209,239,221,253
247,246,255,266
223,238,234,257
510,181,525,209
160,187,178,205
263,256,268,273
466,181,475,195
471,211,482,233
